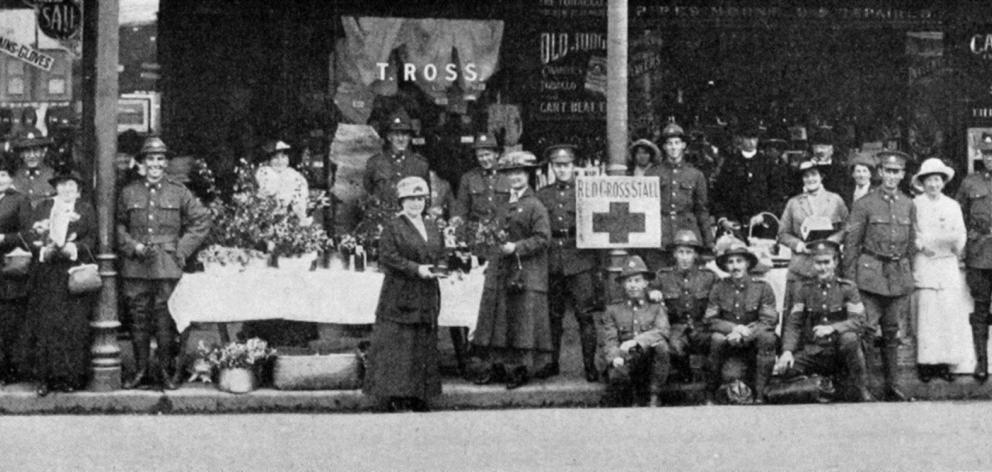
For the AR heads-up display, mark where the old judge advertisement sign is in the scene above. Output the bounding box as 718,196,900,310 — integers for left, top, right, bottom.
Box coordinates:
575,176,661,249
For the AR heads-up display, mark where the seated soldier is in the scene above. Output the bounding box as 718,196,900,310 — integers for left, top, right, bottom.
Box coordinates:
649,230,717,384
599,255,672,407
704,238,778,404
776,240,875,402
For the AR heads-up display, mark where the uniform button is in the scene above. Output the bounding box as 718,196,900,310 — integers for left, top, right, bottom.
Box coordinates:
149,215,154,220
147,228,153,233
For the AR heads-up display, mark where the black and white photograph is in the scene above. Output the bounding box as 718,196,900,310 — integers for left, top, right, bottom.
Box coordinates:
2,0,992,470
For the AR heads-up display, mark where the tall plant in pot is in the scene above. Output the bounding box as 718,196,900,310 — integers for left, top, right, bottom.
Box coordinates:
267,210,331,271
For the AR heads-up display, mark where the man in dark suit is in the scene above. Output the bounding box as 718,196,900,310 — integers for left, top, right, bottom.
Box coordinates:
712,124,785,241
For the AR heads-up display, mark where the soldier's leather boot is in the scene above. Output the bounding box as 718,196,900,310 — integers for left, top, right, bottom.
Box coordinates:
882,344,911,402
970,314,989,383
753,354,775,405
579,318,599,382
847,347,875,402
648,393,661,407
123,334,150,390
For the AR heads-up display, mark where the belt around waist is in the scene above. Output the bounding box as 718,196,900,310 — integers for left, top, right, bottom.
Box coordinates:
862,248,904,262
551,229,576,238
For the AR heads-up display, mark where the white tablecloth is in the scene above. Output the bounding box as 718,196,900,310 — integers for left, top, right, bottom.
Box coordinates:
168,268,485,333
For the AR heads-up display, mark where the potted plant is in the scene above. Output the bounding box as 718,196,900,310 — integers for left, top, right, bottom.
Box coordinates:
196,244,267,273
267,211,331,271
199,338,276,394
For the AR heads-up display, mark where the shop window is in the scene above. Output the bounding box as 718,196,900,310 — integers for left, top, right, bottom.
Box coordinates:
48,78,65,95
7,77,24,96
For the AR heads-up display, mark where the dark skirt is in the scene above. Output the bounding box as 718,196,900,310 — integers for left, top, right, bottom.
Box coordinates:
473,285,551,352
363,319,441,401
14,261,94,387
0,297,26,376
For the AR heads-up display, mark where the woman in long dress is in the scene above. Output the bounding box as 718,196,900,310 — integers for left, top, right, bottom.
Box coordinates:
0,162,30,384
363,176,443,412
15,170,97,396
470,151,552,390
912,158,974,381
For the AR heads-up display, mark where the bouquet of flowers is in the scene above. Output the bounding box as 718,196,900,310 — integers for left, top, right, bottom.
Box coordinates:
351,196,395,247
455,217,508,257
267,211,332,257
198,338,276,371
196,244,266,268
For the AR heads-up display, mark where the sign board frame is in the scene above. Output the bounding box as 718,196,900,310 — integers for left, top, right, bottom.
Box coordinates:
575,176,661,249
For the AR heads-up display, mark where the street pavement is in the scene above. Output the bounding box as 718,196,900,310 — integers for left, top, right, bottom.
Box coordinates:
1,402,991,472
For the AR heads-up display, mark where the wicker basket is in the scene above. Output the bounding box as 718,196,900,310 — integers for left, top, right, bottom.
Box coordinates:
272,352,363,390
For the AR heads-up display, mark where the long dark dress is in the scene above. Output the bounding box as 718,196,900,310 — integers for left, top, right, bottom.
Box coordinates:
472,187,552,372
15,198,96,388
363,214,443,401
0,189,31,379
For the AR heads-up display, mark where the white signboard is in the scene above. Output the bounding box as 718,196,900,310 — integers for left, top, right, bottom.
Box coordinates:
575,176,661,249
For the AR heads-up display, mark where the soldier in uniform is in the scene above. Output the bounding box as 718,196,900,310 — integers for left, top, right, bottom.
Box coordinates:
599,255,671,407
363,110,430,213
645,122,712,271
704,238,778,403
955,133,992,382
451,132,507,226
843,150,914,401
777,240,875,402
712,124,786,241
536,144,601,381
118,136,211,390
11,132,55,208
648,230,716,383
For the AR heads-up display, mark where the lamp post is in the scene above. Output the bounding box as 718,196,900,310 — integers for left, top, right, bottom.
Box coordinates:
82,0,122,391
605,0,628,304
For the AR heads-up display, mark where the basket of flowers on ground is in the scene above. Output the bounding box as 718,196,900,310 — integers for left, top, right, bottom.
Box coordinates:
198,337,277,394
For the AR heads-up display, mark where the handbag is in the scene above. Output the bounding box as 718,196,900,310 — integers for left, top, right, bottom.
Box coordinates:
2,233,32,278
67,246,102,294
764,374,836,404
506,254,525,293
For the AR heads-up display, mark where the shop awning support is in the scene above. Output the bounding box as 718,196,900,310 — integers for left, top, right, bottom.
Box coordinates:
605,0,628,304
82,0,122,391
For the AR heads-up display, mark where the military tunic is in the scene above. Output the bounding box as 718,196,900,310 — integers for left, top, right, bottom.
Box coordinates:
12,165,54,208
652,265,716,356
645,160,713,249
781,277,869,387
704,275,778,386
452,167,508,222
598,298,671,394
363,149,430,211
956,171,992,323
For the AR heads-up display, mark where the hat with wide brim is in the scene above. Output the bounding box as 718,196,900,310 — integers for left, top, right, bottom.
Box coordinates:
262,140,291,156
660,123,685,140
49,169,85,187
137,136,172,160
912,157,955,189
10,132,52,150
628,139,661,160
496,150,540,172
666,229,704,251
715,238,758,271
618,255,655,281
396,176,430,200
472,132,499,150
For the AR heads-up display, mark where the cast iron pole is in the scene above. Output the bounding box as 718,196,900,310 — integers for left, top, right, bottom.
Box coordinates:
82,0,122,391
605,0,628,304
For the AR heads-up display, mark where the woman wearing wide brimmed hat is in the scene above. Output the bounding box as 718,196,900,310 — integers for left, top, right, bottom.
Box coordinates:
910,157,974,382
14,168,97,396
627,138,661,176
254,139,309,222
364,176,445,412
470,150,553,390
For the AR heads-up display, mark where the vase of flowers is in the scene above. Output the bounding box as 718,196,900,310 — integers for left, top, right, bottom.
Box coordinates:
200,338,276,394
197,245,267,274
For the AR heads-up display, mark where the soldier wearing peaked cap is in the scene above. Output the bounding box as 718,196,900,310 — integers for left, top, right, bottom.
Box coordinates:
843,149,915,401
956,133,992,383
11,132,55,208
536,143,601,382
363,110,430,213
450,132,508,226
598,255,671,407
777,239,875,402
703,237,778,403
118,136,211,390
644,122,713,270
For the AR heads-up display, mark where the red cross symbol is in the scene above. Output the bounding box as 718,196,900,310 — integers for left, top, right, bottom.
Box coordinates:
592,202,646,244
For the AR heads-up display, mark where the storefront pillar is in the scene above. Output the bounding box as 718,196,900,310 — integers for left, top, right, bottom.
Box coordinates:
82,0,122,392
605,0,628,303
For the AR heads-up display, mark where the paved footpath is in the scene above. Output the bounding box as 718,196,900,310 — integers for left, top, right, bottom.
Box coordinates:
1,402,991,472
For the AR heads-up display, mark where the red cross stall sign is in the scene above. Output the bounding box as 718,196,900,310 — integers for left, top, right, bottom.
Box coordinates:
575,176,661,249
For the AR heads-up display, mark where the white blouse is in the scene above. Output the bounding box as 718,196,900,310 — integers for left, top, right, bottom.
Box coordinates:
913,193,965,259
255,166,309,221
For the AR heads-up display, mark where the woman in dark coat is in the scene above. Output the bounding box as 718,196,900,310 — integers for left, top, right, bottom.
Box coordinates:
15,170,96,396
470,151,552,389
0,162,31,384
363,176,443,412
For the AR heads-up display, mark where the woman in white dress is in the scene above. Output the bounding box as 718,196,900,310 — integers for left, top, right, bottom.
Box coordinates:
912,158,975,382
255,140,309,223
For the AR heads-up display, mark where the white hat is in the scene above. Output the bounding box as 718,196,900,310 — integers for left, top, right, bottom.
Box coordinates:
912,158,954,189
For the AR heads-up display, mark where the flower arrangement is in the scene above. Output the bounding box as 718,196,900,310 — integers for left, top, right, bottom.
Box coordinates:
451,217,508,257
196,244,266,268
186,157,219,204
267,211,332,257
351,197,395,246
198,338,276,371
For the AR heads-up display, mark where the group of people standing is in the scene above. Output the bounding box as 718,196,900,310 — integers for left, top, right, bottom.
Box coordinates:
363,110,992,411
